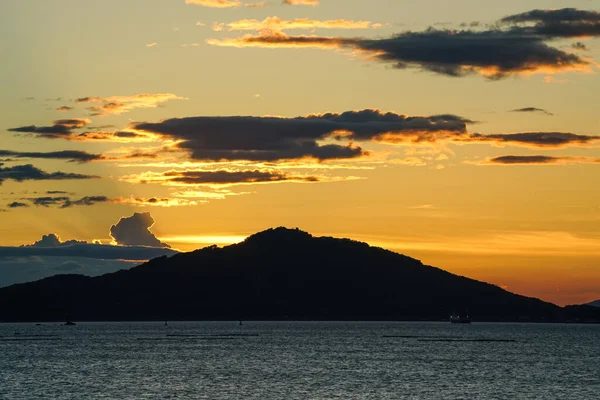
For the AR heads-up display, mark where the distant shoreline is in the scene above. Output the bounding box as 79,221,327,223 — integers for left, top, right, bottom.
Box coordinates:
2,319,599,324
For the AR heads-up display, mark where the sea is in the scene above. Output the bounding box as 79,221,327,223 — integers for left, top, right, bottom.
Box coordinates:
1,321,599,399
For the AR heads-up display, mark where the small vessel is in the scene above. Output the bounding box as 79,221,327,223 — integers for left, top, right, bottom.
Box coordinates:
450,314,471,324
64,314,76,326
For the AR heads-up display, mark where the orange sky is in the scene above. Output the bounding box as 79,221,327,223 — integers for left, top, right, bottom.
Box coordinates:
1,0,599,306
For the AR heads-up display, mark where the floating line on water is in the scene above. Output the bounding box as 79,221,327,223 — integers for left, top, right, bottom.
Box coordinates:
166,334,259,338
136,337,240,341
417,339,518,343
1,338,62,341
382,335,459,339
382,335,518,343
15,334,60,338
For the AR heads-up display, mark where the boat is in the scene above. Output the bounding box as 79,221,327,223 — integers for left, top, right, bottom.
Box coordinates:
450,312,471,324
64,314,76,326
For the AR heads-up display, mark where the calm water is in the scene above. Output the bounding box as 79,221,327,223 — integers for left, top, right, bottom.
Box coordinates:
1,322,599,399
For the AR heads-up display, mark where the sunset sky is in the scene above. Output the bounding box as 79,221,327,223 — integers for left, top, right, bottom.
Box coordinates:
1,0,599,306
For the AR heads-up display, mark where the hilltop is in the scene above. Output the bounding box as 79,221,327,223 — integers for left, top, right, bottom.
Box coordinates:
0,227,598,322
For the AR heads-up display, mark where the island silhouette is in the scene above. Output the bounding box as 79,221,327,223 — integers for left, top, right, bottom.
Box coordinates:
0,227,598,323
588,300,600,308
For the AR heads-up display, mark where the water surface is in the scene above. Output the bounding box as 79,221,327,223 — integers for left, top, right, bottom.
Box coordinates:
1,322,599,399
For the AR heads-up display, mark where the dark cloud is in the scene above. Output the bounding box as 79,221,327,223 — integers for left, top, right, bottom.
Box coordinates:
131,110,598,154
8,118,91,139
7,202,29,209
62,196,110,208
0,150,105,163
46,190,69,194
29,197,70,207
468,132,600,148
501,8,600,24
0,163,100,185
134,110,470,161
74,130,151,141
163,170,320,185
121,151,160,160
460,21,481,28
26,196,110,208
110,212,171,248
115,131,142,138
510,107,554,116
354,30,586,78
485,155,600,165
210,30,587,79
209,8,600,79
500,8,600,38
572,42,588,51
489,155,559,164
75,97,103,103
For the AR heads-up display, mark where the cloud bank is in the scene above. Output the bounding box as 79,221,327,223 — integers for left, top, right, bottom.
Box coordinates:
133,110,471,161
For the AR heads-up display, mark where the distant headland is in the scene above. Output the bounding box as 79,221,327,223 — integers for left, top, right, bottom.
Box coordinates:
1,227,599,323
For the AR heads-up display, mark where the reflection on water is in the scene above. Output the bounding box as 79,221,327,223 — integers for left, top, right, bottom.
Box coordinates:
1,322,599,399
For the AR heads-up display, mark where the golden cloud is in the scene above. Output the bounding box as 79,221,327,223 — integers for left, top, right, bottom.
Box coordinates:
75,93,184,117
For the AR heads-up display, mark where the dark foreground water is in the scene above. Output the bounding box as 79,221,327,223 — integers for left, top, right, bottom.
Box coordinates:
1,322,599,399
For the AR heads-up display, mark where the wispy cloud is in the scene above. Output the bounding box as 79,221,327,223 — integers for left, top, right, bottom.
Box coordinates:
185,0,242,7
75,93,184,116
121,169,334,188
222,17,379,32
283,0,319,6
113,197,201,207
510,107,554,116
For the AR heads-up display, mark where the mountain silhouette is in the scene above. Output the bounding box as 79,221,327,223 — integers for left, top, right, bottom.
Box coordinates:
0,227,598,322
587,300,600,308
